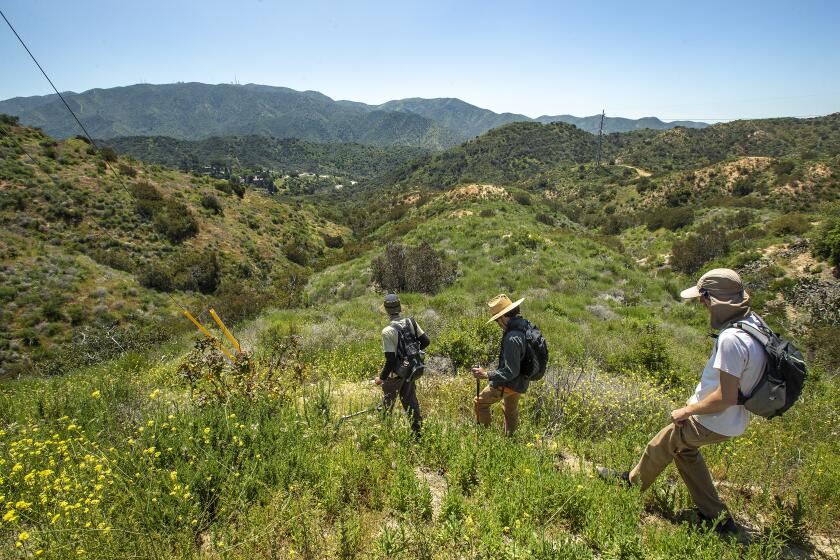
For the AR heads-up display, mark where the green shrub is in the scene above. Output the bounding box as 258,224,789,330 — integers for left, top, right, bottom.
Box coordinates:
138,262,174,291
99,147,118,162
370,242,457,294
435,316,501,373
768,213,811,236
130,181,163,219
536,213,555,226
812,213,840,267
645,207,695,231
154,199,198,243
323,233,344,249
118,162,137,177
200,193,223,215
284,241,310,266
732,177,754,197
514,192,532,206
171,249,220,294
91,248,134,272
670,224,731,274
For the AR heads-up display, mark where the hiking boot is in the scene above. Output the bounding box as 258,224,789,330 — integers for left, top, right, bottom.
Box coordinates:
698,512,739,537
597,467,631,486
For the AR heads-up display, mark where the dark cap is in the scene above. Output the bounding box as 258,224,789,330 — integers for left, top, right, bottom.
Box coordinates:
383,293,401,313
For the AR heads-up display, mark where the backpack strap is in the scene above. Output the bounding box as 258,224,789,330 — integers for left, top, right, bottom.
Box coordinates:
730,321,771,346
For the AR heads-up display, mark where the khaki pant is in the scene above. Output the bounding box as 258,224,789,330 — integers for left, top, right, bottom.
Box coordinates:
630,417,730,519
474,385,521,436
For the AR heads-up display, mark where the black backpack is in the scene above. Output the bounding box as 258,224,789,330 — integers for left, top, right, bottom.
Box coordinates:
512,320,549,381
393,318,426,382
729,319,807,419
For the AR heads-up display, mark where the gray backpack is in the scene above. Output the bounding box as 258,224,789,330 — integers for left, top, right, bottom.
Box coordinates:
729,320,807,419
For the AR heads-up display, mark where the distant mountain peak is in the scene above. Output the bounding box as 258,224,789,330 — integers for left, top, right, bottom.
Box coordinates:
0,82,708,148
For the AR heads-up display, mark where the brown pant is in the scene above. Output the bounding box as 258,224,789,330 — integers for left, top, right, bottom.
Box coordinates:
630,417,731,519
474,385,521,436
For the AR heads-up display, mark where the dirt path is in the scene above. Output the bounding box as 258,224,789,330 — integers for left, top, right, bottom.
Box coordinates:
617,164,653,178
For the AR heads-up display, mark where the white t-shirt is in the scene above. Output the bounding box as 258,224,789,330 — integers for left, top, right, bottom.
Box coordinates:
688,314,767,437
382,317,425,354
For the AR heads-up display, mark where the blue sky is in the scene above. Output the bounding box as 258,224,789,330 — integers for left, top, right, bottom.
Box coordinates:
1,0,838,121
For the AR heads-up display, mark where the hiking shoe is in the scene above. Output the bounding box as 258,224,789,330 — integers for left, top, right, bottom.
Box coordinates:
698,512,739,537
597,467,631,486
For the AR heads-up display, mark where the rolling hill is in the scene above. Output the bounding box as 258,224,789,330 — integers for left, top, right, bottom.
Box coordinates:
387,113,840,187
0,117,348,376
1,82,708,149
0,83,462,149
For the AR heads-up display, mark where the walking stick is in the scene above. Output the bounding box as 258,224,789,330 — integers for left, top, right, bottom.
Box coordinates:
473,364,481,425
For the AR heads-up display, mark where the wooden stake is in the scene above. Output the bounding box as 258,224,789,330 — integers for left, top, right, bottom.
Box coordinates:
182,310,234,361
209,309,241,353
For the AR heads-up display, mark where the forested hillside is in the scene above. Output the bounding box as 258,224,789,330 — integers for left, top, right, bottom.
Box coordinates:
103,135,429,180
0,83,462,149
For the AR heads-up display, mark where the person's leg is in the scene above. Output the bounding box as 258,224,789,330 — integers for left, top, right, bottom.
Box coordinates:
501,390,521,436
399,379,422,434
381,378,401,412
629,422,682,490
474,385,502,427
673,418,730,519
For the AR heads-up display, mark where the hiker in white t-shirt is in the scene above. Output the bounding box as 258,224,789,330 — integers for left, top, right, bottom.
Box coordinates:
599,268,767,536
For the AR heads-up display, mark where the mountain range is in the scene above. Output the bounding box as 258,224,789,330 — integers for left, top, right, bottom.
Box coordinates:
0,82,707,149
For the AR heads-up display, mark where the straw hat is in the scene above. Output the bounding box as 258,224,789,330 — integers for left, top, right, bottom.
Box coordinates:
486,294,525,323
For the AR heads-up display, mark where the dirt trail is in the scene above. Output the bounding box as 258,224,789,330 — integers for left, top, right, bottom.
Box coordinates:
617,164,652,178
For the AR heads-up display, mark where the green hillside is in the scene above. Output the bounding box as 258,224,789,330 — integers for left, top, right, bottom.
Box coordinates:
611,113,840,172
0,83,462,150
390,114,840,189
103,135,429,180
536,114,708,134
0,174,837,558
1,106,839,559
0,118,348,377
385,121,598,188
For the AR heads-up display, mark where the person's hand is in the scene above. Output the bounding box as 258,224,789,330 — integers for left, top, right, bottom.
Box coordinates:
373,378,383,386
471,367,488,380
670,407,691,426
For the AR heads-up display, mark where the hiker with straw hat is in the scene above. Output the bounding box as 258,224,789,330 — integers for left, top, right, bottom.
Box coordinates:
374,293,430,435
599,268,768,536
471,294,531,436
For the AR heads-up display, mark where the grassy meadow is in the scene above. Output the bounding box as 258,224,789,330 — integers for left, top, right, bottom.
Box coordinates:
1,184,838,560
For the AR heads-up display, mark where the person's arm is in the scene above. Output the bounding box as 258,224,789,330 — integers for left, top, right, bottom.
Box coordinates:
671,370,740,424
411,319,430,350
376,327,398,385
672,331,747,424
484,334,523,387
377,352,398,383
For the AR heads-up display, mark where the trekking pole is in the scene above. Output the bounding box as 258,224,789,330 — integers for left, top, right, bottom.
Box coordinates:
473,363,481,425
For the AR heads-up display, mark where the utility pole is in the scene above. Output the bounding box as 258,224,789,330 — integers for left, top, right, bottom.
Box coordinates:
596,109,605,167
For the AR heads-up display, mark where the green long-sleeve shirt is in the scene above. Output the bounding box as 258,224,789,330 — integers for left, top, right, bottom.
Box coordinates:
488,317,531,394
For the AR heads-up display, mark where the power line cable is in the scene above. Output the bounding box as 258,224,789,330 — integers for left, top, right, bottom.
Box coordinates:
0,9,206,326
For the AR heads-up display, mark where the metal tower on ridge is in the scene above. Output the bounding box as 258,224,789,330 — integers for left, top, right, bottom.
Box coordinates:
596,109,605,167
